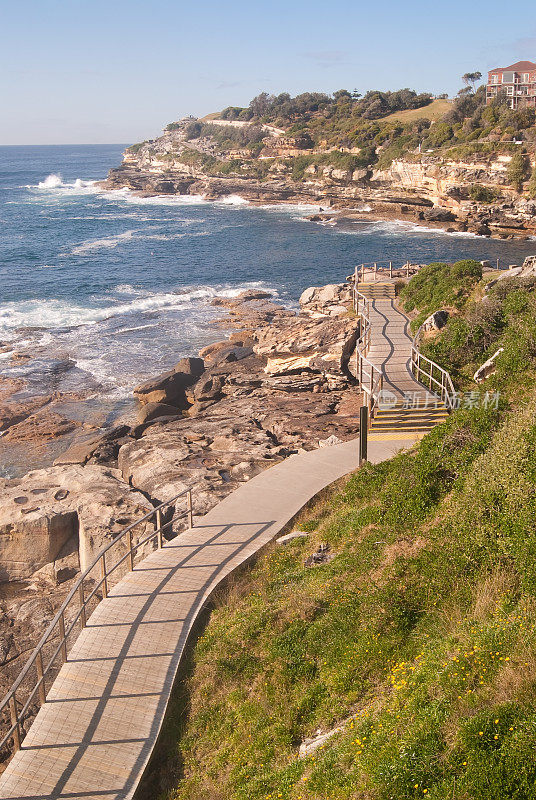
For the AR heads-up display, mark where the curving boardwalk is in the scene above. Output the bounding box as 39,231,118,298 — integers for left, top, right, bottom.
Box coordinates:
0,435,419,800
367,297,425,401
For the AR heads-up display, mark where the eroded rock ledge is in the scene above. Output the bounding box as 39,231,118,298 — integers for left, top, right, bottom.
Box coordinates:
1,283,359,584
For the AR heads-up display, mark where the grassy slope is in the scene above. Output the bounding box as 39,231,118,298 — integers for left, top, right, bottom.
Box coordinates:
156,264,536,800
382,99,453,124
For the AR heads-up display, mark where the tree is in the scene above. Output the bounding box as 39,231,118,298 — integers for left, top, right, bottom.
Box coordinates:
333,89,352,101
462,71,482,91
506,152,528,192
249,92,275,117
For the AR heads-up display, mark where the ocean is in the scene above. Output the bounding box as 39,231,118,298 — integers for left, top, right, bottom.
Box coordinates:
1,143,535,407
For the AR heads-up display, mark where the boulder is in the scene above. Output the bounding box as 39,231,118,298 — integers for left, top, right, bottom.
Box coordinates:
137,402,180,424
175,356,205,379
254,316,358,377
0,465,153,579
421,310,449,332
423,208,455,222
299,283,352,314
54,425,131,466
134,369,192,407
193,373,225,402
331,168,351,182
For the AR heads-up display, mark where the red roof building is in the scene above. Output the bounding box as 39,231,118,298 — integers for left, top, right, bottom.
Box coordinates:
487,61,536,109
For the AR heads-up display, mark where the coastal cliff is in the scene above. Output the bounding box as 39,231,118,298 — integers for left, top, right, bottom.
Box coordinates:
102,93,536,239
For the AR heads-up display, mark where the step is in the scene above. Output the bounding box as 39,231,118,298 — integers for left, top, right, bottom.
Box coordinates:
371,418,448,429
374,410,449,420
371,422,444,432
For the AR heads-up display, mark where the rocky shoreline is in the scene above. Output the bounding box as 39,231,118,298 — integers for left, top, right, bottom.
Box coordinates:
0,282,362,760
100,160,536,241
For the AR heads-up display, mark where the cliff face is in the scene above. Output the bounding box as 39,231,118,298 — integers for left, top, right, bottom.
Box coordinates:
102,120,536,239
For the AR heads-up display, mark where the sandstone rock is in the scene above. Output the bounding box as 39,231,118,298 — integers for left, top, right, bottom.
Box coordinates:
331,168,351,182
299,283,352,314
194,373,225,402
0,465,153,579
423,207,455,222
421,310,449,332
54,425,131,466
199,340,234,361
137,402,180,425
175,356,204,379
134,369,192,407
255,316,357,377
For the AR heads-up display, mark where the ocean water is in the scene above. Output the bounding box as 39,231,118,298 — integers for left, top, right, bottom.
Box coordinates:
1,144,535,403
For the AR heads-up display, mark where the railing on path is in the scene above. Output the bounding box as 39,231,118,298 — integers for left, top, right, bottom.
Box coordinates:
353,283,383,424
350,261,420,283
351,264,456,415
0,489,195,755
411,321,456,410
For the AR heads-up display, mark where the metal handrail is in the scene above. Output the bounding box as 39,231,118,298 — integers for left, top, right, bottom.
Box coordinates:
350,261,419,284
353,284,383,421
0,487,195,754
411,321,456,409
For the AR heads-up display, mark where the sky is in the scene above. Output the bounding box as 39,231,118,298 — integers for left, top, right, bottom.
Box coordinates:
1,0,536,145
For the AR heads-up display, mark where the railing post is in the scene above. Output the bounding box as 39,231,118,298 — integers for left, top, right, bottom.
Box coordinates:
389,261,392,278
406,261,410,278
9,695,21,752
128,529,134,570
78,583,86,629
156,508,163,548
187,490,194,529
58,612,67,663
359,406,368,465
101,554,108,599
36,650,46,706
374,262,377,282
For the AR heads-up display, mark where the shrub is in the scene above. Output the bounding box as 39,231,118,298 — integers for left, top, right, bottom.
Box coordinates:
470,184,499,203
528,165,536,199
506,152,528,192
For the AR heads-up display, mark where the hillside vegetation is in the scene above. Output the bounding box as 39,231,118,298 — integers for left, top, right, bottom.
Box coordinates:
151,266,536,800
157,82,536,192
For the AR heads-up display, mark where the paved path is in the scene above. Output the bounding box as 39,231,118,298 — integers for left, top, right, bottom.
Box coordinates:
0,436,418,800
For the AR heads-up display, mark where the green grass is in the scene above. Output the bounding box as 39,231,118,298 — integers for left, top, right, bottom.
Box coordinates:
152,272,536,800
382,99,453,124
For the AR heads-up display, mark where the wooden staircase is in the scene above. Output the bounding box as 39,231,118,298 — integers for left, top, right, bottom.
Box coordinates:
369,403,449,440
355,282,395,301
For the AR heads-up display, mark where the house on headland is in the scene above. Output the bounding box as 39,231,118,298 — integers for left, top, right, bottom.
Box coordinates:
486,61,536,109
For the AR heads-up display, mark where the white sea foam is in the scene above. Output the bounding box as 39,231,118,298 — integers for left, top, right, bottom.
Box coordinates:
38,173,63,189
34,174,98,194
0,282,276,341
216,195,250,206
68,230,137,256
102,188,208,207
340,219,480,239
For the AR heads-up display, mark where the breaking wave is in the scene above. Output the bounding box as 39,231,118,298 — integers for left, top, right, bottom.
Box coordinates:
0,282,275,340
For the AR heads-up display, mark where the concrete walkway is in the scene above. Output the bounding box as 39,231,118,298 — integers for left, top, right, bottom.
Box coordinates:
0,436,418,800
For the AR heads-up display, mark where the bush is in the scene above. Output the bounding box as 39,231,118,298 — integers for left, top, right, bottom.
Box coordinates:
528,165,536,199
470,184,499,203
400,259,482,317
506,152,528,192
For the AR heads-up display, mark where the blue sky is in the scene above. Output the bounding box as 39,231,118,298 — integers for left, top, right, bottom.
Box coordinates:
1,0,536,145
